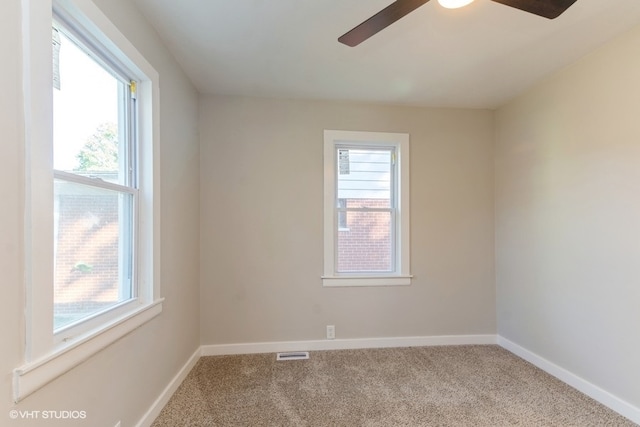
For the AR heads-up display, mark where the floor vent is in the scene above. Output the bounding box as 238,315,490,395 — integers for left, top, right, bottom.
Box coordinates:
276,351,309,361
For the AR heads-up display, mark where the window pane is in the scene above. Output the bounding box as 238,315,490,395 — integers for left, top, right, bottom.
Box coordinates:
53,179,134,330
337,210,393,273
53,29,126,185
336,147,394,273
337,148,391,208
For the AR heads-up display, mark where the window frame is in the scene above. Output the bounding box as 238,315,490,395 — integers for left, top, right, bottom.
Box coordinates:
14,0,162,402
322,130,412,287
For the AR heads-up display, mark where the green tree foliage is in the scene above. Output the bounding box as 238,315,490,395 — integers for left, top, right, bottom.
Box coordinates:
74,122,118,172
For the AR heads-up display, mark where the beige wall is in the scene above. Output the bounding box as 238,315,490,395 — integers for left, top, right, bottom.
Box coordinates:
1,0,26,422
199,96,496,344
2,0,200,426
495,25,640,408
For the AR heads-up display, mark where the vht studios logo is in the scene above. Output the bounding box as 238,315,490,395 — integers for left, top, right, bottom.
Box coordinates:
9,410,87,420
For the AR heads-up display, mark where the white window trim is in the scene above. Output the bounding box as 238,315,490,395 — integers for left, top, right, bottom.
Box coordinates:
15,0,162,402
322,130,412,287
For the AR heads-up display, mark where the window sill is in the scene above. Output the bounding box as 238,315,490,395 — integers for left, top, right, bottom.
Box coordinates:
321,275,412,287
13,299,163,402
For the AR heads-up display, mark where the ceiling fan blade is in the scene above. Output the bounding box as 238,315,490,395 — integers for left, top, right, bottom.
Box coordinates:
490,0,578,19
338,0,430,47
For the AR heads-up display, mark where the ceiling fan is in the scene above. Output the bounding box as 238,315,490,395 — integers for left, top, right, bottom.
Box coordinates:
338,0,578,47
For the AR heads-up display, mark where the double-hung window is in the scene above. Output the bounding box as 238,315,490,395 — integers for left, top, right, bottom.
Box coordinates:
15,0,161,402
52,19,137,333
323,130,411,287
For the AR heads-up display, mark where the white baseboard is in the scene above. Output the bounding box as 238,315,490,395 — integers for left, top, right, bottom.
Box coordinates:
201,334,497,356
498,336,640,425
135,346,201,427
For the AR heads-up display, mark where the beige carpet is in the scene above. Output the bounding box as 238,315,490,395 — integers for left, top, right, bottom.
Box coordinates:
152,345,635,426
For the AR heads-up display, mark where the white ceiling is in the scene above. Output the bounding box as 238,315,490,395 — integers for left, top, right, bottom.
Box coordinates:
132,0,640,109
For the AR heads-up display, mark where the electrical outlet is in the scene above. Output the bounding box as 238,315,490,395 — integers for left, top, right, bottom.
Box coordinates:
326,325,335,340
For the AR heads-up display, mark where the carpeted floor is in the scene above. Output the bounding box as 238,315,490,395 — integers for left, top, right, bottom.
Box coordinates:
151,345,636,426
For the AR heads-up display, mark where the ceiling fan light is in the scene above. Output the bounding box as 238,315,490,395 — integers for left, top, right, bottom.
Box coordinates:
437,0,475,9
